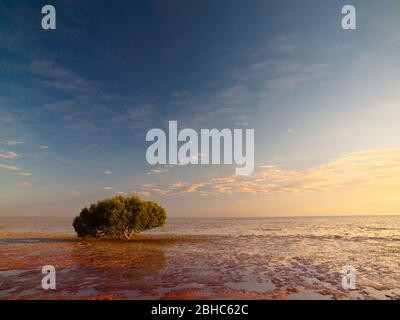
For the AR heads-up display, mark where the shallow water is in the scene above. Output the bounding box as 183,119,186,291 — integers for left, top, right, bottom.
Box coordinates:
0,216,399,300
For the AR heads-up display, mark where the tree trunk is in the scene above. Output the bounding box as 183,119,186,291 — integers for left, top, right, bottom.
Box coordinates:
123,231,132,240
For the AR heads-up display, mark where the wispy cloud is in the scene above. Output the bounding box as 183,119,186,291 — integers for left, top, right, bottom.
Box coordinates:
102,186,112,191
16,172,32,176
264,63,330,90
39,145,49,149
167,37,330,128
0,150,18,159
5,140,25,146
0,162,33,179
110,104,155,130
139,149,400,197
147,168,169,175
17,181,32,188
27,60,98,93
266,36,297,55
67,190,80,196
104,170,112,175
134,191,151,197
0,163,20,171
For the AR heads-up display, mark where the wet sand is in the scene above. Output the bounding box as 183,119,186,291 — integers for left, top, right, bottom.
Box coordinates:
0,232,210,300
2,232,293,300
1,217,400,300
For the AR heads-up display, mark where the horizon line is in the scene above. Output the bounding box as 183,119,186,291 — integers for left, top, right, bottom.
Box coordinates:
1,214,400,219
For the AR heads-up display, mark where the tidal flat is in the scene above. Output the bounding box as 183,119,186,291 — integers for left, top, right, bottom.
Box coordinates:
1,216,399,300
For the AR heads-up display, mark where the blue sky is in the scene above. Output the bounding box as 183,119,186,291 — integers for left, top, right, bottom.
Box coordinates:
1,0,400,217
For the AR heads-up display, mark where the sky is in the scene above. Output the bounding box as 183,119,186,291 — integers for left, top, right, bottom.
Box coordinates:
1,0,400,217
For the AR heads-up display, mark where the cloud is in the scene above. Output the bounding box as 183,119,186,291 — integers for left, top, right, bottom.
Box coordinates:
67,190,80,196
250,37,296,60
268,36,296,55
0,163,32,178
27,60,98,93
17,182,32,188
264,63,330,90
16,172,32,176
0,163,20,171
115,191,127,196
5,140,24,146
0,161,32,178
185,183,204,193
102,186,112,191
234,57,330,93
147,168,169,175
135,191,151,197
139,183,169,195
104,170,112,175
37,95,157,141
40,145,49,149
0,150,18,159
140,149,400,197
167,39,330,128
110,104,155,130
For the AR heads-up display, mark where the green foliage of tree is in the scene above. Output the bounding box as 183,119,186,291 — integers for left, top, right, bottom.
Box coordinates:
73,196,166,239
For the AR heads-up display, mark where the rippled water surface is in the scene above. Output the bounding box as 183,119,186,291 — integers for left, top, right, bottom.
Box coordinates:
0,216,399,299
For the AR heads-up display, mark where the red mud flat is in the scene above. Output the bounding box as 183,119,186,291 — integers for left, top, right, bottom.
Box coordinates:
1,216,400,300
0,231,295,300
0,231,210,300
